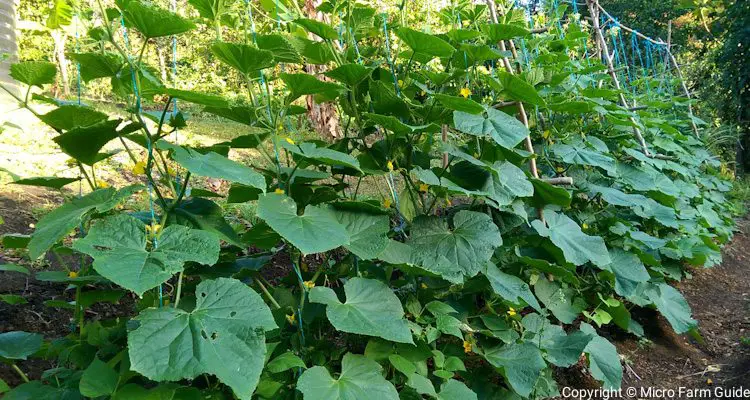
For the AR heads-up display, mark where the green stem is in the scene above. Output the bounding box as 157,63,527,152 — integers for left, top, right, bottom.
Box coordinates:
254,277,281,309
11,363,29,383
173,271,184,308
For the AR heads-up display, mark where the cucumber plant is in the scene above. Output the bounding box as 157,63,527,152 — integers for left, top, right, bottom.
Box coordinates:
0,0,736,398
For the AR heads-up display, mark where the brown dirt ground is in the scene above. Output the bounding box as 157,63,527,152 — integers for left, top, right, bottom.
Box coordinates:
556,217,750,399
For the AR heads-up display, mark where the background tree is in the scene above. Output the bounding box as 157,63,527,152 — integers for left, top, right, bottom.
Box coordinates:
0,0,18,102
714,0,749,172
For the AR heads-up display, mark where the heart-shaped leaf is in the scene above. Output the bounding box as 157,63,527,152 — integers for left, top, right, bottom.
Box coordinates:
123,1,195,38
129,278,276,399
297,353,398,400
256,193,349,254
211,42,276,75
73,214,220,295
10,61,56,87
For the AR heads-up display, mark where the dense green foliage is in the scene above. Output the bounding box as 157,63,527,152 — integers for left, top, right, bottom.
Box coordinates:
0,0,740,398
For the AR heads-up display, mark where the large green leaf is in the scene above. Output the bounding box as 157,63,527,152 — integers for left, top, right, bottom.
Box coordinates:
46,0,72,29
165,88,228,107
530,178,572,207
39,105,108,131
188,0,225,21
171,197,243,246
281,141,361,172
364,113,439,136
53,119,142,165
409,210,502,283
453,108,528,149
256,193,349,254
551,144,616,175
540,328,592,367
483,342,546,397
28,185,141,259
211,42,276,75
79,358,119,398
484,262,541,312
280,73,343,103
73,214,220,296
122,1,196,38
332,210,390,260
256,34,302,63
4,382,77,399
129,278,276,400
395,27,455,58
434,94,484,114
495,71,545,106
480,24,531,41
164,143,266,191
294,18,339,40
69,52,124,82
532,211,610,267
10,61,56,87
323,64,373,87
641,282,696,334
310,277,413,344
297,353,399,400
601,249,650,297
482,161,534,206
0,331,42,360
11,176,80,189
580,324,622,389
203,104,258,126
534,278,585,324
437,379,478,400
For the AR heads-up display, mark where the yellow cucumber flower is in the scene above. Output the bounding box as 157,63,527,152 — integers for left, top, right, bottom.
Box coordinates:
132,160,147,175
459,87,471,98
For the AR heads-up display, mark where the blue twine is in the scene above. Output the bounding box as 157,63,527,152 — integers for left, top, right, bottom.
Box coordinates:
350,28,363,64
122,12,160,306
291,261,306,346
381,14,400,95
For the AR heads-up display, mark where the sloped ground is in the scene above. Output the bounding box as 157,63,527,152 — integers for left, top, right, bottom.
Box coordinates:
615,217,750,393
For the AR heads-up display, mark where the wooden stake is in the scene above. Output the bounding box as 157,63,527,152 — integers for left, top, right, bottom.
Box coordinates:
586,0,652,156
595,3,699,136
485,0,539,179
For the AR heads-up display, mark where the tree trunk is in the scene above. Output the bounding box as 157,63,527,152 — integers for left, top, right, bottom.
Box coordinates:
0,0,18,102
51,29,70,96
303,0,341,140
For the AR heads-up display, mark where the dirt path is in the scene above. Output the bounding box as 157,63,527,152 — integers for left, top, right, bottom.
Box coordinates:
611,217,750,397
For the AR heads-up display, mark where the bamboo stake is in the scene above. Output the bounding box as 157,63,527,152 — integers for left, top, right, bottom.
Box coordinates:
595,3,700,136
586,0,652,156
441,124,449,168
485,0,539,179
666,49,700,136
